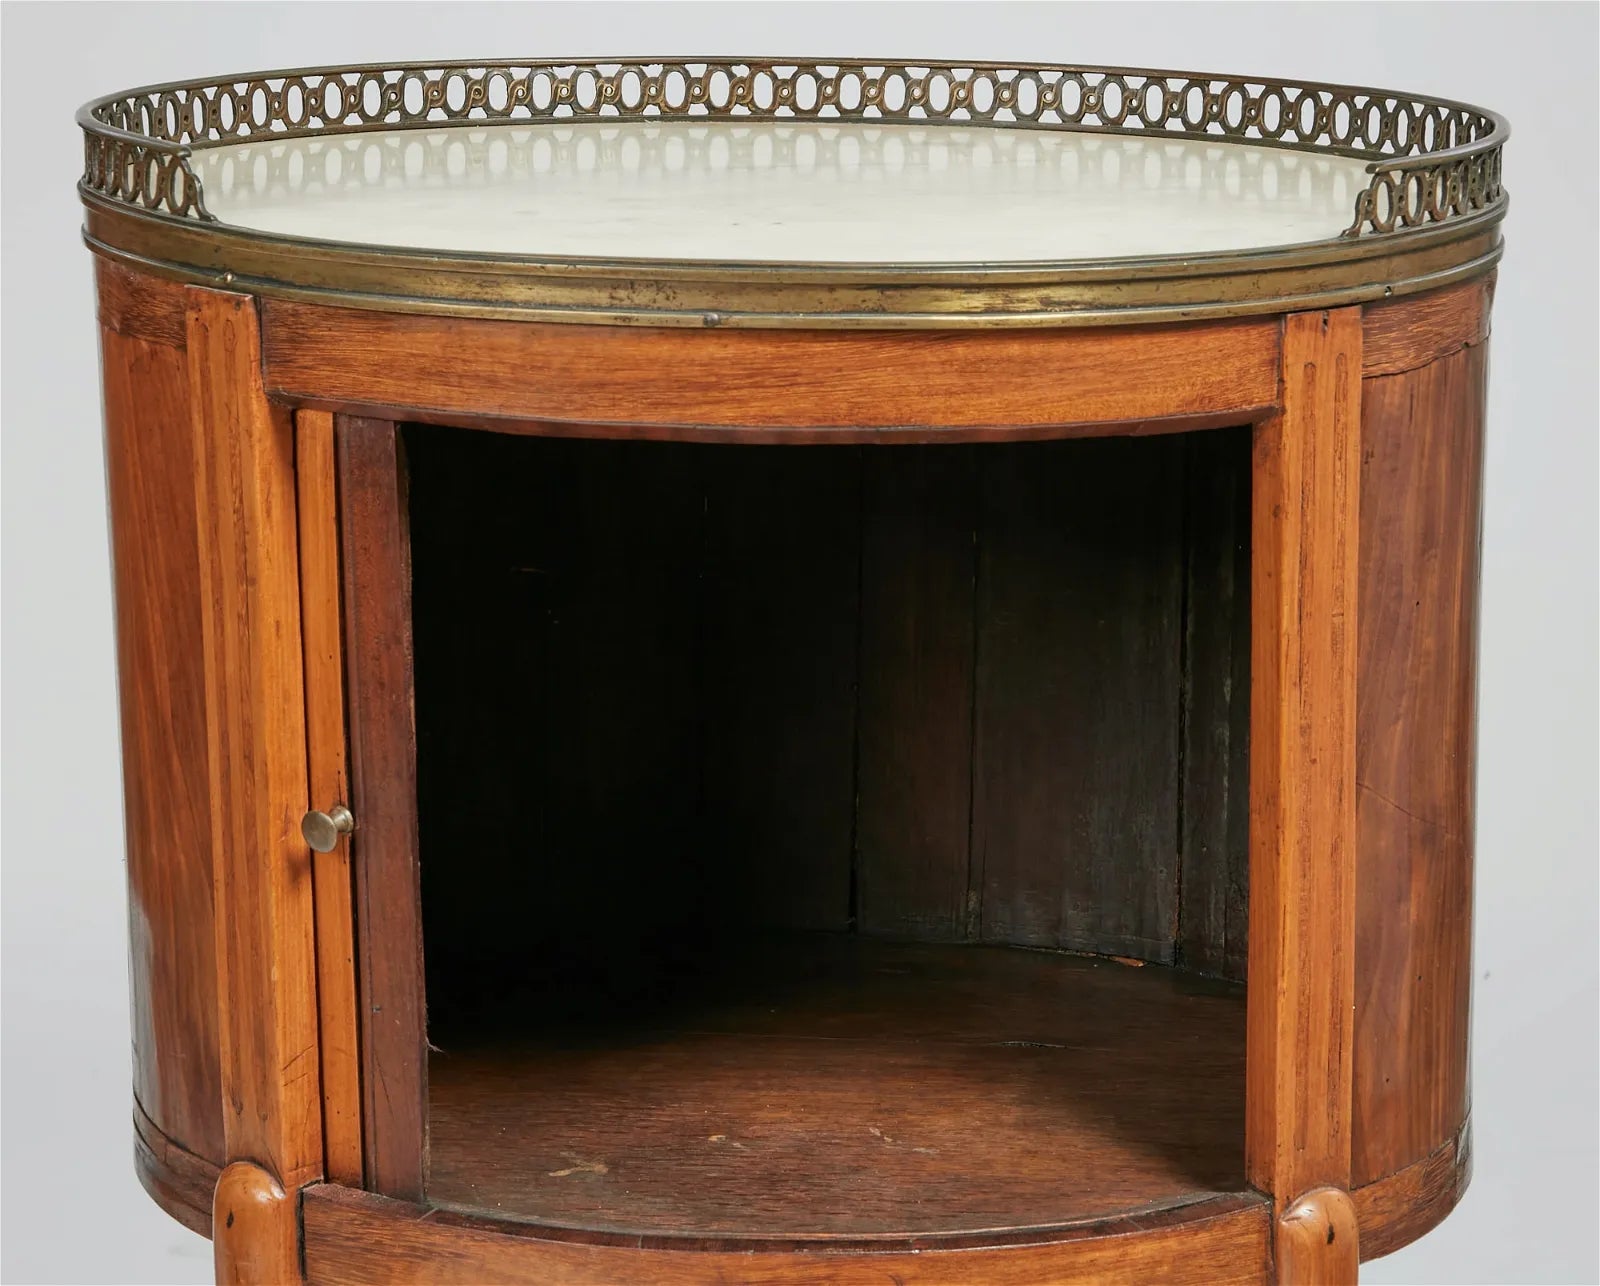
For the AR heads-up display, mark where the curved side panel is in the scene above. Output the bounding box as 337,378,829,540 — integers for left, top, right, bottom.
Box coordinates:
1353,327,1488,1186
133,1101,219,1238
1355,1119,1472,1262
100,284,225,1168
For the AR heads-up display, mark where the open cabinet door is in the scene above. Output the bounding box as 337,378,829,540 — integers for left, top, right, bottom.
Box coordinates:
293,409,362,1189
306,413,429,1201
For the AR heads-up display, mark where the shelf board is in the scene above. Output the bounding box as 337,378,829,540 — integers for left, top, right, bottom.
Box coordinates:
426,936,1247,1240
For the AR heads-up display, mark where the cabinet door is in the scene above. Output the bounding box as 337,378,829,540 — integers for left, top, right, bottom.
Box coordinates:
295,409,361,1188
300,412,428,1199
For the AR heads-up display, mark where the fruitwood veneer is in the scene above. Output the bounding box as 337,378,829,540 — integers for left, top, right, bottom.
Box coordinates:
295,409,363,1188
337,417,427,1203
261,304,1280,439
101,313,224,1167
92,253,1493,1284
1245,308,1361,1206
1352,334,1488,1189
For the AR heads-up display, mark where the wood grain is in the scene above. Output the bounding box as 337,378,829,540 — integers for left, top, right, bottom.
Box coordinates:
133,1099,220,1238
971,438,1185,959
187,286,323,1191
427,939,1246,1237
263,301,1280,436
213,1161,298,1286
268,402,1265,447
95,256,186,346
127,1058,1470,1264
337,416,427,1201
1274,1187,1358,1285
1351,344,1487,1187
1361,277,1493,378
304,1183,1271,1285
99,323,225,1167
1178,428,1253,980
1352,1120,1471,1261
296,409,363,1187
90,253,1499,1280
856,449,978,940
1246,309,1361,1205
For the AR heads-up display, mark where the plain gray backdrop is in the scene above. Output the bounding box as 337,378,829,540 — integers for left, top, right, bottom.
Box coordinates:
3,3,1596,1282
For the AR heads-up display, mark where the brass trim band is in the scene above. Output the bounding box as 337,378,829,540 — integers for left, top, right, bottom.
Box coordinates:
84,194,1504,329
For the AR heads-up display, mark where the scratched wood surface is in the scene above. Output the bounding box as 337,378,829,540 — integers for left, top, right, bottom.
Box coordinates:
427,937,1247,1236
303,1184,1273,1285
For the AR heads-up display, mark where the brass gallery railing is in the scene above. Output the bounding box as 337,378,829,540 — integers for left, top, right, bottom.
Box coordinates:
80,59,1507,239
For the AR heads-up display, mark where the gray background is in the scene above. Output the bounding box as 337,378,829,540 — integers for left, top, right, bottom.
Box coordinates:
2,3,1595,1282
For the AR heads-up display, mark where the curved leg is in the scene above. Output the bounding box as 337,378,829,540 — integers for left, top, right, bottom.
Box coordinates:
213,1162,298,1285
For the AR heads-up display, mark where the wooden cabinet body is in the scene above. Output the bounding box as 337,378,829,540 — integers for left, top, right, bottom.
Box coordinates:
85,60,1502,1285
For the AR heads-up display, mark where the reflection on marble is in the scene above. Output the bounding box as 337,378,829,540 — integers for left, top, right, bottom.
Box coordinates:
192,119,1371,263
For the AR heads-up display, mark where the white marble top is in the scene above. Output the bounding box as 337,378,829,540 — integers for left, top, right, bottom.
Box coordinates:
192,119,1373,264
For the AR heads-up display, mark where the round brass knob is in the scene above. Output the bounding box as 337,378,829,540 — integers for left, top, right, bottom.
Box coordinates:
301,804,355,853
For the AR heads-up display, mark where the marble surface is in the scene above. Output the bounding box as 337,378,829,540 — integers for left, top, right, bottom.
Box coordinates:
192,119,1373,264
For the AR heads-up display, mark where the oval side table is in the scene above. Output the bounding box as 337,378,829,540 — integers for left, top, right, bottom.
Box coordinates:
81,59,1505,1286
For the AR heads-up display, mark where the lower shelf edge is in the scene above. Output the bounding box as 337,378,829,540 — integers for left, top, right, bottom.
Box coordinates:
128,1102,1472,1273
301,1185,1272,1286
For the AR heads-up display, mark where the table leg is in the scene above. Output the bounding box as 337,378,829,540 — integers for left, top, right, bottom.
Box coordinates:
212,1162,296,1286
1277,1187,1361,1284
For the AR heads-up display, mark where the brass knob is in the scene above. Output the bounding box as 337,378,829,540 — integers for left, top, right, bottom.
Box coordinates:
301,804,354,853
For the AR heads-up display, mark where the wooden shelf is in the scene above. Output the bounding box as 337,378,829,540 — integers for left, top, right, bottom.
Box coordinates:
426,936,1246,1241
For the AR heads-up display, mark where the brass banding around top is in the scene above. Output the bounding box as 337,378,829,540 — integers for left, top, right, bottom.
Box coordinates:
79,59,1508,327
83,197,1503,330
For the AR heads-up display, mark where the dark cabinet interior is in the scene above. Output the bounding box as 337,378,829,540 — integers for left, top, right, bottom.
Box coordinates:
404,425,1253,1237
